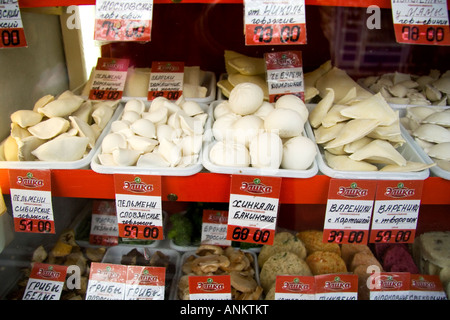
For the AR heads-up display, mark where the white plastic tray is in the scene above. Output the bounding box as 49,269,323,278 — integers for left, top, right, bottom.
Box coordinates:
122,71,217,105
0,103,123,170
90,101,213,176
307,104,431,180
170,249,260,300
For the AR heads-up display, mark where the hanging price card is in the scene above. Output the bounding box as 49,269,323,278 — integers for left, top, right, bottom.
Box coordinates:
391,0,450,45
94,0,153,42
244,0,307,46
0,1,27,48
201,209,231,247
315,274,359,301
227,175,281,246
22,263,68,300
89,57,129,100
370,180,423,244
148,61,184,100
9,169,54,234
409,274,447,300
90,200,119,246
114,175,163,241
265,50,304,102
125,266,166,300
368,272,410,300
274,275,315,300
189,275,232,300
86,263,127,300
323,179,376,245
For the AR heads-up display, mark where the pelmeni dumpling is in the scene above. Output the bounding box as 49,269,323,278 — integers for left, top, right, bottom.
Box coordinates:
158,138,182,167
102,132,128,154
281,136,317,170
28,117,70,140
142,106,168,125
131,118,157,139
136,152,170,167
32,136,89,161
249,132,283,169
124,99,146,114
10,110,43,128
112,148,142,166
127,135,159,153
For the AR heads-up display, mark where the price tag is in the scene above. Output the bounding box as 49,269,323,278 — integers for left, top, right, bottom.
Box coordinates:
201,209,231,247
188,275,232,300
89,200,119,246
323,179,376,245
227,175,281,246
265,50,304,102
94,0,153,42
409,274,447,300
148,61,184,100
0,1,27,48
114,175,163,241
368,272,410,300
89,57,129,100
9,169,54,234
22,263,67,300
391,0,450,45
370,180,423,244
125,266,166,300
86,263,127,300
244,0,306,46
315,274,359,300
274,275,315,300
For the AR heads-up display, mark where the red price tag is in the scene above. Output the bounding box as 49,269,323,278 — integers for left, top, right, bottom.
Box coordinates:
0,2,27,48
1,28,27,48
188,275,231,300
148,61,184,100
393,24,450,45
245,23,306,46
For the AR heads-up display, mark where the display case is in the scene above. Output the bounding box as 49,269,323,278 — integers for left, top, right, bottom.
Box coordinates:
0,0,449,303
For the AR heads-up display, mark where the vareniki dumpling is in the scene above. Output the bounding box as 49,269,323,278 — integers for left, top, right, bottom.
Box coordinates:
32,136,89,161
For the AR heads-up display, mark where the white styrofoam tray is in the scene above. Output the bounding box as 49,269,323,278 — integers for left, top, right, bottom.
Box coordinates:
307,103,431,180
395,105,450,180
170,249,260,300
0,103,123,170
122,71,217,105
90,101,213,176
202,101,319,178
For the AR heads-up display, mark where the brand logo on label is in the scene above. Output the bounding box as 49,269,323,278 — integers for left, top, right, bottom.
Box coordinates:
337,182,368,198
207,211,228,224
412,277,436,290
123,177,153,193
240,178,272,194
37,266,61,280
379,275,403,289
133,270,159,284
17,172,44,188
196,278,225,292
156,63,181,72
281,278,310,292
384,183,415,198
324,276,352,291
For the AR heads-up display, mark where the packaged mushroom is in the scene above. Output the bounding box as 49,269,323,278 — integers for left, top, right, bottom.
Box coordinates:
203,82,318,178
174,245,263,300
308,88,435,179
0,91,120,169
91,96,210,175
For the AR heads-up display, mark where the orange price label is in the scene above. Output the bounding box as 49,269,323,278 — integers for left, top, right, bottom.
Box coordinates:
0,2,27,48
188,275,231,300
9,169,54,234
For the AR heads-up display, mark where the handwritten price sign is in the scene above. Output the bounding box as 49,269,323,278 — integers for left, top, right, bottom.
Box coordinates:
0,1,27,48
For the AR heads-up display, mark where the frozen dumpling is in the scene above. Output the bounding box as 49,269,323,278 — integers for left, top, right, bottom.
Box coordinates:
32,136,89,161
28,117,70,140
249,132,283,169
281,136,317,170
324,119,380,149
325,151,378,171
10,110,43,128
348,139,407,166
264,108,304,138
228,82,264,115
37,95,83,118
209,141,250,167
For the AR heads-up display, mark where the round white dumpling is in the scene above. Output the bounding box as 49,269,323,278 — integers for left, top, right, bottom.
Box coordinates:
231,115,264,147
249,132,283,169
253,101,275,119
209,141,250,167
275,94,308,124
228,82,264,115
264,108,304,138
212,113,240,141
281,136,317,170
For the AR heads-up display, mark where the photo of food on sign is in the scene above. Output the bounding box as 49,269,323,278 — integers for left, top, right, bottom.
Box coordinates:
0,1,449,308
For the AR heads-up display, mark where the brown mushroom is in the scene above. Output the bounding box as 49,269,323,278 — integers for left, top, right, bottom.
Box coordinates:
191,254,230,275
196,244,224,256
230,270,258,293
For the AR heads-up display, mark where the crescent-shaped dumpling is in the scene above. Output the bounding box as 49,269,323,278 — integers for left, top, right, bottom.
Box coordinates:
314,122,346,144
136,152,170,167
131,118,157,139
325,151,378,171
158,138,182,167
348,139,407,166
324,119,380,149
321,104,350,128
124,99,146,114
142,106,168,125
16,136,46,161
412,123,450,144
112,148,142,166
380,161,435,172
28,117,70,140
309,88,335,128
102,132,127,154
32,136,89,161
127,135,159,153
10,110,43,128
69,116,97,148
92,103,114,130
427,142,450,161
37,95,83,118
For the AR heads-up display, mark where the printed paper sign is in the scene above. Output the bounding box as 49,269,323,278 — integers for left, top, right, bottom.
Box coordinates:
201,209,231,247
114,174,163,241
227,175,281,246
86,263,128,300
148,61,184,100
323,179,376,245
90,200,119,246
244,0,307,45
89,57,129,100
23,263,67,300
94,0,153,42
9,169,55,234
274,275,315,300
265,50,304,102
409,274,447,300
125,266,166,300
368,272,411,300
189,275,231,300
315,274,358,300
0,1,27,48
391,0,450,45
370,180,423,244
